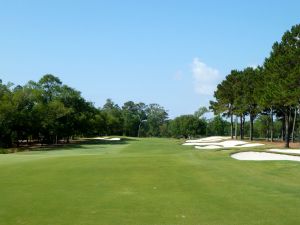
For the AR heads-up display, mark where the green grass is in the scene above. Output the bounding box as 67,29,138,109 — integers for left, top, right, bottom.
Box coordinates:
1,138,300,225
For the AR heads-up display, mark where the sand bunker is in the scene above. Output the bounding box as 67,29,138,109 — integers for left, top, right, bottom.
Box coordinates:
183,137,264,149
186,136,231,143
108,138,121,141
195,145,222,150
238,143,265,148
183,140,248,146
94,137,110,140
268,149,300,155
219,140,249,148
93,137,121,141
231,151,300,162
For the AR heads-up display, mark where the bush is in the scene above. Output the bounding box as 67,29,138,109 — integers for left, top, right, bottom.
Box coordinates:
0,148,9,154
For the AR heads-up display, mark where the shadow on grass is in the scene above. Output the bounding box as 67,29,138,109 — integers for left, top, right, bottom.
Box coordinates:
12,137,139,153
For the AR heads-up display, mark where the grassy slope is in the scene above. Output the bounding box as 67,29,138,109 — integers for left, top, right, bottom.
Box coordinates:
0,138,300,225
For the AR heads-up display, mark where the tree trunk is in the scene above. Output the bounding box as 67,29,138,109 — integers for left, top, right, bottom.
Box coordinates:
270,108,274,142
242,115,245,139
235,116,238,139
292,107,297,143
266,115,270,141
230,114,233,139
249,114,253,141
282,118,285,141
240,115,243,140
285,110,290,148
138,122,142,138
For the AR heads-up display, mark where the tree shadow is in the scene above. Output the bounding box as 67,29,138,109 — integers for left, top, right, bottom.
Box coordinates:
13,137,139,153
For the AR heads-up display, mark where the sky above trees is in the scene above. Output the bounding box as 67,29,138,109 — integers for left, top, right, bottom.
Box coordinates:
1,0,300,117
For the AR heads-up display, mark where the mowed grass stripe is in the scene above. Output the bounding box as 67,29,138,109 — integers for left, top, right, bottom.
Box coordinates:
0,138,300,225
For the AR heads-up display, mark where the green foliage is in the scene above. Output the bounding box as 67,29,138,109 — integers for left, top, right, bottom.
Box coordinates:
263,24,300,146
0,75,101,147
194,106,209,119
122,101,146,137
264,25,300,107
0,76,173,147
0,81,14,147
211,24,300,144
102,99,124,136
144,104,168,137
169,115,206,138
206,115,230,136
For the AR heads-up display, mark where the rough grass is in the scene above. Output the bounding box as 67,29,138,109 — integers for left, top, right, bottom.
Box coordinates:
0,138,300,225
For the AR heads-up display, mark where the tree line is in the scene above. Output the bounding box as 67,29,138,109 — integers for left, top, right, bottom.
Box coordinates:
0,74,170,147
0,74,235,148
0,73,288,148
210,24,300,148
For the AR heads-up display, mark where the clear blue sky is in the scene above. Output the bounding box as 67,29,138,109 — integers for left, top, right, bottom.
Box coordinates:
1,0,299,118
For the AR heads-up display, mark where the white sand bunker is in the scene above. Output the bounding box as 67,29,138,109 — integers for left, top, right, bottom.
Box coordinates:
195,145,222,150
186,136,231,143
231,151,300,162
93,137,121,141
268,149,300,155
183,140,248,147
94,137,110,140
238,143,265,148
183,137,264,149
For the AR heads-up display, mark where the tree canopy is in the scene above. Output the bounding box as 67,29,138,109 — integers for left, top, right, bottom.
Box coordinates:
210,24,300,147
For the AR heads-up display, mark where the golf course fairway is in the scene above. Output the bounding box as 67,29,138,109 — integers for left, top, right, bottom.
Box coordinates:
1,138,300,225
